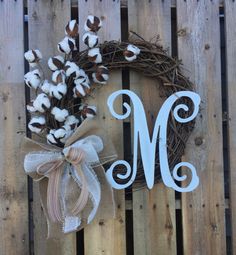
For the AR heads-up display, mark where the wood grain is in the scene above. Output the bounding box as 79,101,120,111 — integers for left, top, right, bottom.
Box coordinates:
128,1,177,254
0,1,29,254
225,1,236,254
177,1,226,254
27,1,76,254
78,1,126,254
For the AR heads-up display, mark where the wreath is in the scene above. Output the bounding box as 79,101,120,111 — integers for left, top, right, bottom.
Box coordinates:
23,16,195,236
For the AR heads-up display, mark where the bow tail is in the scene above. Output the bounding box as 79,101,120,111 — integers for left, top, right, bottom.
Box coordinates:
71,164,89,216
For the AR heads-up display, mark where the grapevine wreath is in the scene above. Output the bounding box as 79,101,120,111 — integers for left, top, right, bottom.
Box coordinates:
23,16,195,236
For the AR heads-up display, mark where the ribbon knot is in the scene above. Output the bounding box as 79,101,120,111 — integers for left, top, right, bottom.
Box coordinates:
65,147,85,165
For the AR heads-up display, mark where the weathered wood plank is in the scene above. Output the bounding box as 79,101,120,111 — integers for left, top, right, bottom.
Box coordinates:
176,1,226,254
78,1,126,254
27,1,76,254
128,1,176,255
0,1,29,254
225,1,236,254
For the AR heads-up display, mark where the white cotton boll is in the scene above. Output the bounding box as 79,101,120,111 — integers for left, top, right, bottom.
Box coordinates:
75,69,90,85
52,70,66,84
48,55,64,71
26,104,36,113
64,115,80,130
24,69,42,89
51,107,69,122
73,84,86,98
124,44,141,62
82,32,99,48
84,15,102,32
65,20,79,37
41,80,52,94
92,66,109,84
46,130,58,145
24,49,42,67
64,61,80,78
33,93,51,113
58,37,76,54
127,44,140,55
88,48,102,63
28,116,45,134
57,83,67,97
79,104,97,119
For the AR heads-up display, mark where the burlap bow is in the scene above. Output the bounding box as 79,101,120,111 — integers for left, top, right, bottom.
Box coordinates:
22,119,117,238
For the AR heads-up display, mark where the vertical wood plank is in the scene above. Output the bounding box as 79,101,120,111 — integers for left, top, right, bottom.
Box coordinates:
176,1,226,254
0,1,29,254
225,1,236,254
78,1,126,254
27,1,76,254
128,1,177,255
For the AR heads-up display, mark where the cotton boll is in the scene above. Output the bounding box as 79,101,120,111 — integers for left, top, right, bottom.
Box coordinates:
26,104,36,113
33,93,51,113
24,69,42,89
51,107,69,122
88,48,102,63
24,49,42,67
123,44,141,62
46,129,62,147
84,15,102,32
64,61,80,79
82,33,99,48
92,65,109,84
49,83,67,100
73,83,90,98
80,104,97,119
75,69,90,85
41,80,52,94
28,116,45,134
56,83,67,97
58,37,76,54
52,70,66,84
64,115,80,130
65,20,79,38
48,55,64,71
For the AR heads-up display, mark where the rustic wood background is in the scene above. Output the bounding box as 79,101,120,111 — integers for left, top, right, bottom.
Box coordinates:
0,0,234,254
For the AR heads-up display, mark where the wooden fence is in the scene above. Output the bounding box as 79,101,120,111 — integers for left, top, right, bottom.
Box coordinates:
0,0,235,254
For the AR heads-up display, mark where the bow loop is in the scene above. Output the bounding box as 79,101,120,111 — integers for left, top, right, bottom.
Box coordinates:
64,147,85,165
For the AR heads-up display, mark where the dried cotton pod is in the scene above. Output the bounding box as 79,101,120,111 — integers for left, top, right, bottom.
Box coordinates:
58,37,76,54
123,44,141,62
88,48,102,63
48,55,64,71
33,93,51,113
52,70,66,84
51,107,69,122
82,32,99,48
84,15,102,32
80,104,97,119
92,65,109,84
28,116,45,134
24,49,42,67
65,20,79,38
24,69,42,89
64,61,80,79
